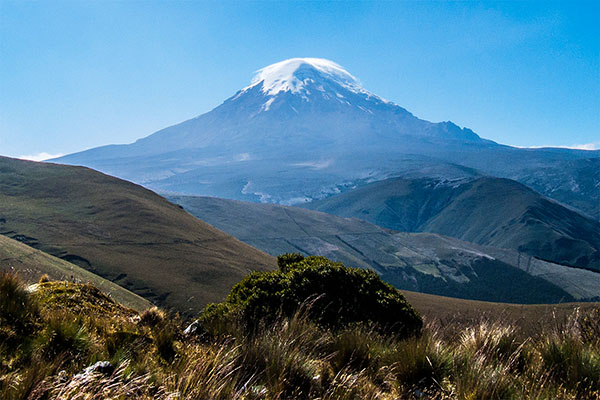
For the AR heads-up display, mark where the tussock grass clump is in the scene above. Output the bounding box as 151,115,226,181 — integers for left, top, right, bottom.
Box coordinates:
581,306,600,345
139,306,167,328
329,325,378,371
379,332,452,393
0,272,39,335
34,312,90,361
538,315,600,396
153,325,177,362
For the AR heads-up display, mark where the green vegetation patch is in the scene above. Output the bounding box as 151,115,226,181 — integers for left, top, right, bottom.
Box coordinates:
32,281,137,319
200,254,423,338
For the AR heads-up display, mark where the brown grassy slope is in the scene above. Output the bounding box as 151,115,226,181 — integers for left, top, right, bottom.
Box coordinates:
0,234,151,311
0,156,275,316
402,289,599,338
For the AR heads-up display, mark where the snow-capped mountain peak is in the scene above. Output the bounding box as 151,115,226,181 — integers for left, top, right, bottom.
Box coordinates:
237,58,390,111
244,58,366,96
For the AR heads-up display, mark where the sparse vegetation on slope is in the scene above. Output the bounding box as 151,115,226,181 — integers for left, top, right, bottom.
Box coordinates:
2,267,599,399
0,272,178,400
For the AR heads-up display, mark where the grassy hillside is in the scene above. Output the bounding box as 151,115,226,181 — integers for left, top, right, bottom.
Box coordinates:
0,234,151,311
304,176,600,271
0,156,275,315
168,195,600,303
2,273,599,399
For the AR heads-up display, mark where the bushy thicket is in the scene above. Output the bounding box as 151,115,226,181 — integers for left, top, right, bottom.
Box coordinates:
200,254,423,339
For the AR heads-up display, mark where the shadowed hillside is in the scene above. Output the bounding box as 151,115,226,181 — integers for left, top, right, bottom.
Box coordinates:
304,176,600,271
0,156,275,315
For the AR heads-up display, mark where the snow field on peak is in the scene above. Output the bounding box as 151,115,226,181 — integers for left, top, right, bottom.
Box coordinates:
236,58,392,113
245,58,365,96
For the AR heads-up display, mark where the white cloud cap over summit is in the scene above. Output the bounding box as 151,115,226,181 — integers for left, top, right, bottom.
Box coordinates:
245,58,365,96
239,57,390,107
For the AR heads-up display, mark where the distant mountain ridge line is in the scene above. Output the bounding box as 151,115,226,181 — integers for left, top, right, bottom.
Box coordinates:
304,175,600,272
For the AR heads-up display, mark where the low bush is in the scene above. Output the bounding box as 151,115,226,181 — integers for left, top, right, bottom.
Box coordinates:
200,254,423,339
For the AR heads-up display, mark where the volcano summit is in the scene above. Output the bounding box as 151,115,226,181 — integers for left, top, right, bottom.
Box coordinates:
55,58,598,217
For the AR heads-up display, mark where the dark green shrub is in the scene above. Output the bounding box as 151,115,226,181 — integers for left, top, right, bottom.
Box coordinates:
277,253,306,272
200,254,422,339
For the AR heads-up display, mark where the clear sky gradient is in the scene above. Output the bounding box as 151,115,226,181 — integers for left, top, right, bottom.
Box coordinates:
1,1,598,160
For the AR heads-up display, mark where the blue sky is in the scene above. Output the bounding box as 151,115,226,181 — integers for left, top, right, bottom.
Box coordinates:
1,1,598,160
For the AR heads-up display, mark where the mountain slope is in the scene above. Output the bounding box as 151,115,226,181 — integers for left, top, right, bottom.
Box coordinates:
510,157,600,220
0,156,275,315
54,58,599,217
304,176,600,271
0,234,151,311
54,58,493,206
169,194,600,303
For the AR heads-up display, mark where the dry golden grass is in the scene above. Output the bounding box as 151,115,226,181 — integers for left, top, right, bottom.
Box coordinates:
2,274,599,400
403,289,600,339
